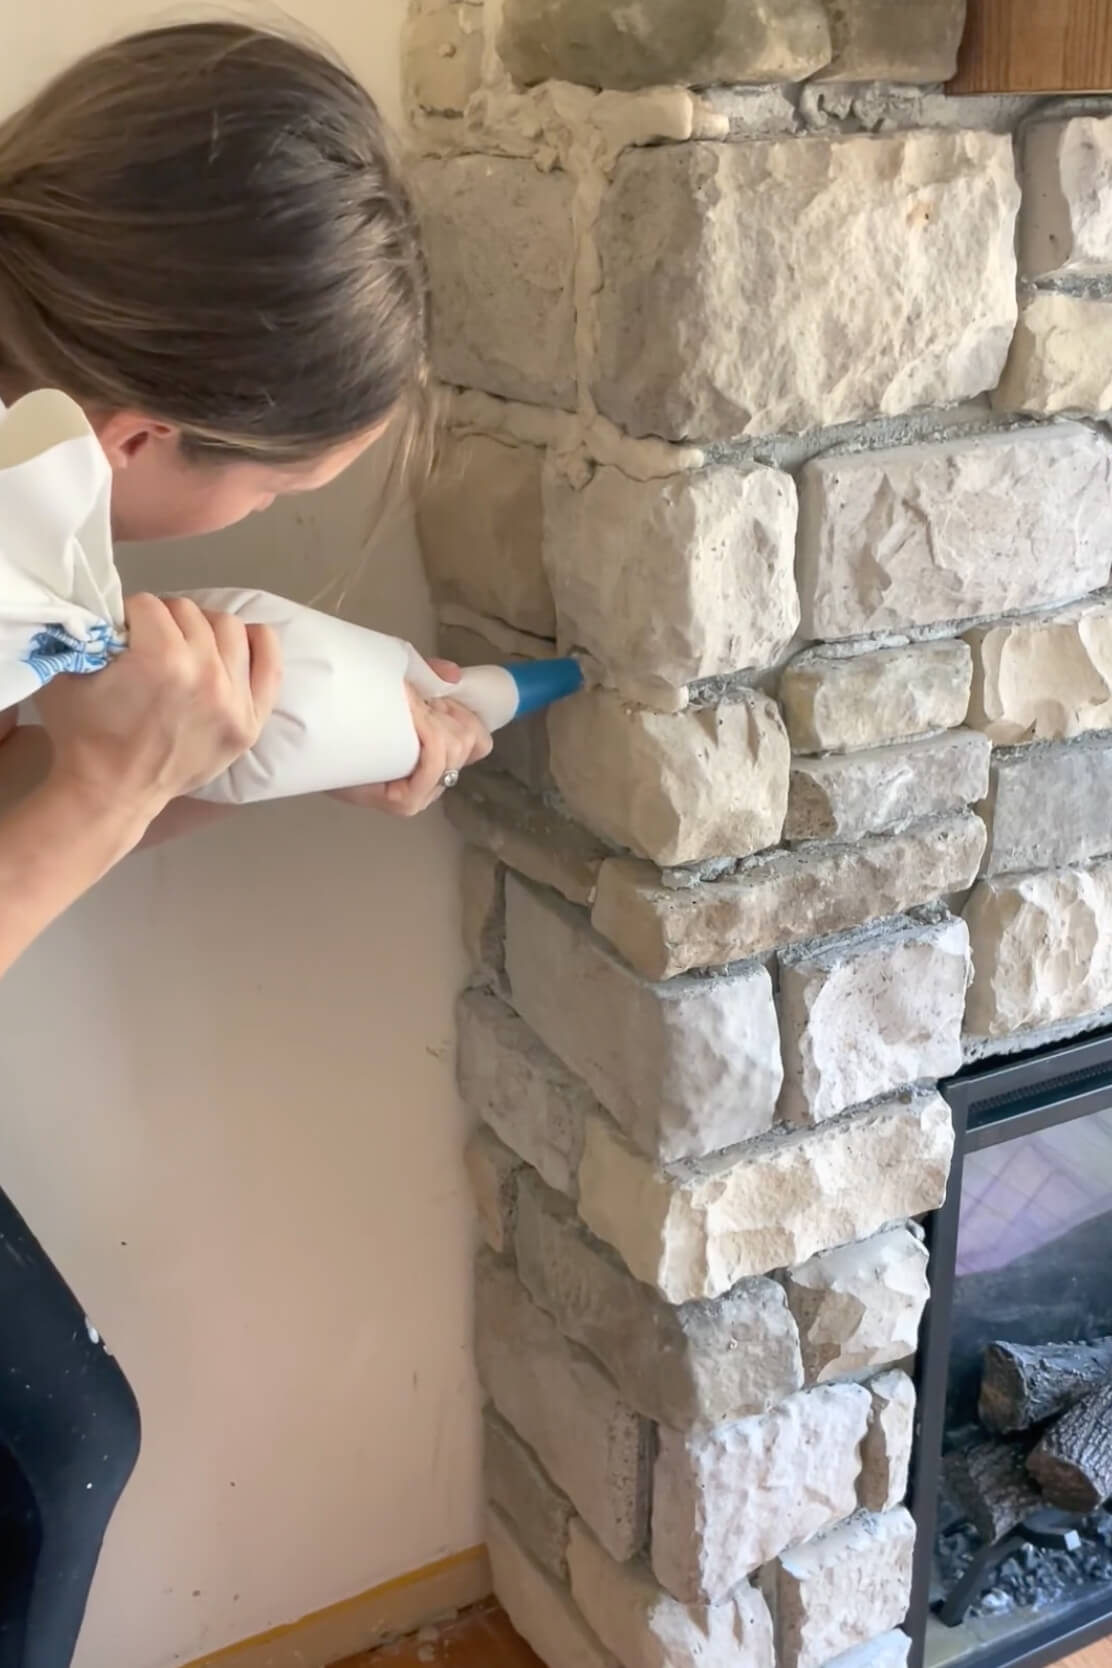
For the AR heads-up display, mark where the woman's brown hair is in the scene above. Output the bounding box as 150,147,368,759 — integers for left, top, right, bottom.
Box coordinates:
0,21,430,466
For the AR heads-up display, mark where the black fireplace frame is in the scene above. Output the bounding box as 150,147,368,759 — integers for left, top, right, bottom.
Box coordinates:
907,1031,1112,1668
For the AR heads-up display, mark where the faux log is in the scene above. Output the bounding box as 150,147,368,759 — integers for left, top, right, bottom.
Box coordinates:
979,1338,1112,1433
944,1435,1044,1543
1027,1378,1112,1512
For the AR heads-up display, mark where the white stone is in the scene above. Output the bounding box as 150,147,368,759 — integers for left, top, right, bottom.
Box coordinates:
577,1093,954,1303
993,294,1112,416
1021,117,1112,277
824,1634,911,1668
775,1510,917,1668
785,731,991,843
458,990,593,1197
815,0,965,82
591,814,987,982
778,913,971,1126
412,157,576,409
487,1507,618,1668
476,1255,650,1561
798,425,1112,640
785,1230,930,1382
981,737,1112,874
781,642,973,756
515,1172,803,1430
548,689,790,867
965,861,1112,1039
417,435,554,635
498,0,831,90
464,1125,520,1254
652,1385,872,1602
568,1520,776,1668
966,597,1112,743
542,463,799,687
595,133,1018,441
485,1410,574,1580
445,771,606,908
860,1372,916,1514
505,878,784,1163
403,3,484,113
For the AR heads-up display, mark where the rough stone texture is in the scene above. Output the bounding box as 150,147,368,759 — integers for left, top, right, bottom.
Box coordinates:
417,436,554,636
1020,117,1112,278
965,597,1112,743
568,1520,776,1668
981,737,1112,875
784,1229,930,1382
785,731,991,843
542,462,799,688
413,157,576,409
824,1635,911,1668
781,643,973,756
515,1171,804,1430
778,912,970,1126
548,690,790,867
487,1506,618,1668
445,771,606,908
498,0,831,90
775,1509,917,1668
577,1092,954,1302
505,877,784,1162
457,990,592,1199
475,1253,650,1561
484,1410,574,1581
965,861,1112,1039
465,1125,521,1254
797,425,1112,640
860,1372,916,1514
652,1384,872,1602
460,847,504,986
816,0,965,82
591,813,987,982
595,134,1018,442
403,2,484,113
993,294,1112,416
437,621,552,792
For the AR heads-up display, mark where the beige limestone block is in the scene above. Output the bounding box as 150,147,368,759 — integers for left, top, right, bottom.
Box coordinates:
778,913,970,1125
542,461,799,687
781,643,973,755
487,1507,618,1668
476,1254,650,1562
860,1372,916,1514
568,1520,776,1668
505,877,784,1162
784,1230,930,1382
590,813,987,982
775,1510,917,1668
1021,117,1112,278
465,1125,521,1254
815,0,965,82
515,1172,803,1430
548,689,789,867
595,134,1018,441
798,425,1112,640
485,1410,574,1580
786,731,991,842
965,598,1112,743
993,294,1112,416
652,1385,872,1602
965,861,1112,1038
412,156,576,409
577,1092,954,1303
402,2,483,113
460,847,504,984
417,435,554,635
445,771,606,908
498,0,831,90
981,736,1112,875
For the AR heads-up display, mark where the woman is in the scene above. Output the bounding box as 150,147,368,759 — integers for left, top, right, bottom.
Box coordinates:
0,22,490,1665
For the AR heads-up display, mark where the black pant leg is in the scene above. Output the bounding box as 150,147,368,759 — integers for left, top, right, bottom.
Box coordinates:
0,1188,141,1668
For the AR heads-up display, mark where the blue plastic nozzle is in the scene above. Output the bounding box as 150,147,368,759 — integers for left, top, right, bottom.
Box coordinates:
506,656,584,718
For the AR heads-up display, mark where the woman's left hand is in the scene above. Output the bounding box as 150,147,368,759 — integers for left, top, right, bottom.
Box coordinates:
331,659,493,817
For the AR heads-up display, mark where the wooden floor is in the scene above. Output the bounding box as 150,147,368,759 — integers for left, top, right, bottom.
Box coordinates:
1061,1644,1112,1668
338,1599,541,1667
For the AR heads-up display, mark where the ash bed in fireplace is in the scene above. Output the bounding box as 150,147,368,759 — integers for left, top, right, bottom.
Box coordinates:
909,1033,1112,1668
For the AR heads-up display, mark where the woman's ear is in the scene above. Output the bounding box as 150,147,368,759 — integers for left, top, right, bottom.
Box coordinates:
91,410,178,469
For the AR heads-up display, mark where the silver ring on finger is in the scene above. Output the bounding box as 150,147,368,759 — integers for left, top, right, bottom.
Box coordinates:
439,768,460,790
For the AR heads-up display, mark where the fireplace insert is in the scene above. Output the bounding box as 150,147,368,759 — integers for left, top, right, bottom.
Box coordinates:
908,1032,1112,1668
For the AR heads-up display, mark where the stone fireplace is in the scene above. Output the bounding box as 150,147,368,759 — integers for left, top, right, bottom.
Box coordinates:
402,4,1112,1666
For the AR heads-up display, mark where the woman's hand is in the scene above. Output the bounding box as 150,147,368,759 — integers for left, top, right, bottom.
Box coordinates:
36,593,283,827
333,659,493,817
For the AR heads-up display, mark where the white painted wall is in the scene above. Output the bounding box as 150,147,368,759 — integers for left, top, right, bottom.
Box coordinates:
0,6,484,1666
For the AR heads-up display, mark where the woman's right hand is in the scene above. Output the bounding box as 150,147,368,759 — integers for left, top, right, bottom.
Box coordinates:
35,594,283,826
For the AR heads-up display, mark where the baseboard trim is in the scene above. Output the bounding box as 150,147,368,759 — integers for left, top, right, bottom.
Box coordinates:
180,1545,492,1668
